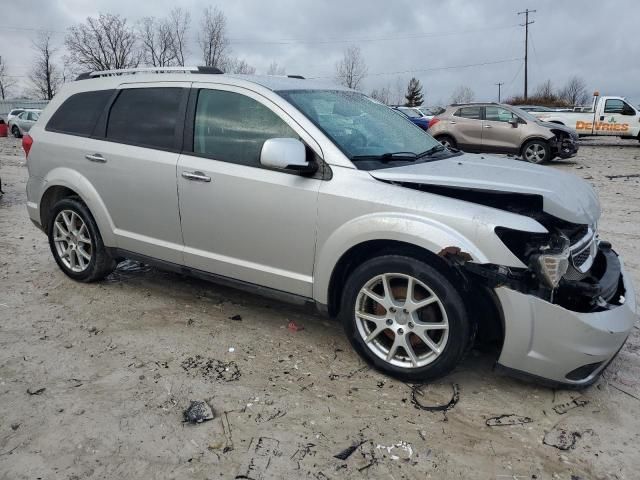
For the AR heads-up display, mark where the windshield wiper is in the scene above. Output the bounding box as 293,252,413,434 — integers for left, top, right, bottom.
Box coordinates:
351,151,418,162
417,144,446,158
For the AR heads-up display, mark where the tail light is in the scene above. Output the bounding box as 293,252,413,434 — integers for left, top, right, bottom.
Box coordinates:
428,118,440,129
22,134,33,158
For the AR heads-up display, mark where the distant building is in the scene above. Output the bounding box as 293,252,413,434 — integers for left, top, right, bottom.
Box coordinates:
0,99,49,120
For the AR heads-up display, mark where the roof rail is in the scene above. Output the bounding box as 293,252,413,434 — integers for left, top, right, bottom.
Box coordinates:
287,75,305,79
75,65,224,81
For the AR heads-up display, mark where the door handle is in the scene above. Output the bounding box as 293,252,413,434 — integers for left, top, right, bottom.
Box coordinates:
182,171,211,182
449,121,457,125
85,153,106,163
483,125,493,128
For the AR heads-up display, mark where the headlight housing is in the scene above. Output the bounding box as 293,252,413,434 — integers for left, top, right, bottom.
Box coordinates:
533,244,570,288
495,227,571,289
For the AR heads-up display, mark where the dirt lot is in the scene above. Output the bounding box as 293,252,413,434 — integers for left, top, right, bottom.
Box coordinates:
1,135,639,480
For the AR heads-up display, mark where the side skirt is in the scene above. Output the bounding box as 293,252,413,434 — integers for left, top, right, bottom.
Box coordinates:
107,248,319,309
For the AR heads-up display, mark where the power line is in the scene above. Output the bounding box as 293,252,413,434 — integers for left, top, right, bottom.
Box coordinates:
517,8,536,99
309,57,522,79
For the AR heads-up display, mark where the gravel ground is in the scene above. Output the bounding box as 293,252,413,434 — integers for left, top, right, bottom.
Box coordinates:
1,135,639,479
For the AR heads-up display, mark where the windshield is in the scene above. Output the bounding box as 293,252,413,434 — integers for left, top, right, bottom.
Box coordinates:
277,90,443,168
509,105,542,122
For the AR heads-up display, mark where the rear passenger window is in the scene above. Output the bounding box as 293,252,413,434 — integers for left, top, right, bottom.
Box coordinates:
193,89,296,167
107,88,183,150
454,107,482,120
46,90,114,136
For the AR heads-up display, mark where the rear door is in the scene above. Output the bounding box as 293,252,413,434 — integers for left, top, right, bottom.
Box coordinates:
176,84,322,296
481,106,524,153
449,106,483,149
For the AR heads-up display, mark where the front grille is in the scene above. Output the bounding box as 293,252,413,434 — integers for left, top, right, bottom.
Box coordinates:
564,226,597,280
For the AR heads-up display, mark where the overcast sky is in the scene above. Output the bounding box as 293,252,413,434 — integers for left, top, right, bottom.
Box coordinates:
2,0,640,105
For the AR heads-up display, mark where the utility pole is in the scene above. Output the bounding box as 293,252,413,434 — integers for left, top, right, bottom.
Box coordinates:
495,82,504,103
518,8,536,99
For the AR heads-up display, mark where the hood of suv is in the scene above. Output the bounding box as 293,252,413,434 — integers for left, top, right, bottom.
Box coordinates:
369,153,599,225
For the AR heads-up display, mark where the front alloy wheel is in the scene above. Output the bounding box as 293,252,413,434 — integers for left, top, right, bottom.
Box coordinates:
355,273,449,368
522,140,549,163
340,255,470,382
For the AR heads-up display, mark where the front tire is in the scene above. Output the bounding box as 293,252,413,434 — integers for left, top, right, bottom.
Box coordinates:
340,255,471,382
47,198,116,282
12,125,21,138
522,139,550,164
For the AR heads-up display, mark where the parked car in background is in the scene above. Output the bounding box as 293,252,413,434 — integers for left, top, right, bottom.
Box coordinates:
6,108,27,123
8,109,41,137
532,93,640,141
428,103,579,163
393,106,431,130
24,67,636,387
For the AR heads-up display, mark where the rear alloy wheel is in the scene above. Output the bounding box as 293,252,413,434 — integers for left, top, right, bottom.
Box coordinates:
341,255,470,382
436,135,456,149
522,140,550,163
48,197,116,282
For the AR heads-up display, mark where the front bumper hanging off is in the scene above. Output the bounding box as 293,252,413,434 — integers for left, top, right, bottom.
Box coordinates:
495,246,637,387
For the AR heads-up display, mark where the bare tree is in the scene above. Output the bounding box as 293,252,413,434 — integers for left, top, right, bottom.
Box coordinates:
534,79,555,98
0,55,17,99
267,61,286,76
199,6,229,69
450,85,475,104
29,33,63,100
226,58,256,74
139,17,175,67
335,46,367,90
369,85,391,105
559,76,589,106
65,14,140,72
168,8,190,66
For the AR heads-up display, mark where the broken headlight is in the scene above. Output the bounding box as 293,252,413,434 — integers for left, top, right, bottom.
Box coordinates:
531,236,570,288
495,227,570,289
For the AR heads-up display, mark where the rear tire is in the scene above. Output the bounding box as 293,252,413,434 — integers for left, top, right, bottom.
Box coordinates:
435,135,457,150
521,139,550,164
47,198,116,282
339,255,470,382
11,126,21,138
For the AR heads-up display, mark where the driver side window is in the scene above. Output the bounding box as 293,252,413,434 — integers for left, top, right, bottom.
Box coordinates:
485,106,517,123
604,99,624,113
194,89,297,168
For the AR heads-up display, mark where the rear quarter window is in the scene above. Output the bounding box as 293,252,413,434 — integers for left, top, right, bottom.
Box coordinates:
46,90,115,136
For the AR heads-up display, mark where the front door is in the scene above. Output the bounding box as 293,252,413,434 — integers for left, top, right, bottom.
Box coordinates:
599,98,636,136
177,85,321,297
481,106,523,153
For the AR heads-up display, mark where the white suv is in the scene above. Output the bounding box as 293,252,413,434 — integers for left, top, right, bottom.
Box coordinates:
24,67,637,386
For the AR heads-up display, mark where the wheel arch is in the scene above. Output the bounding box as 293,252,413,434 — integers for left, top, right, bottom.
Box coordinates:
39,168,116,246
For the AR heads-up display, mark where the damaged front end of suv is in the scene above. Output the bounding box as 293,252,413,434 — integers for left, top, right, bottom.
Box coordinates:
441,189,634,386
372,156,637,387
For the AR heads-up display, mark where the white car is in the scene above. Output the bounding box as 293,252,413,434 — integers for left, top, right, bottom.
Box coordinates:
23,67,637,386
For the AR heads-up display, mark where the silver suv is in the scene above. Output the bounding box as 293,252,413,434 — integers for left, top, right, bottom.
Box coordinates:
24,67,637,386
428,103,579,163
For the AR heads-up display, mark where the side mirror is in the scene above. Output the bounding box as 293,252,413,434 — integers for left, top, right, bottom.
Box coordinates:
260,138,316,173
509,117,519,127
